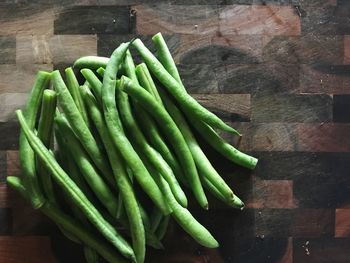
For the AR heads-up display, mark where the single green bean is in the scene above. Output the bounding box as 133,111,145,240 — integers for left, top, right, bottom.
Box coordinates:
132,38,240,135
55,115,119,218
73,56,109,70
20,71,51,209
16,110,135,262
120,50,187,207
152,32,182,84
138,201,151,230
65,67,89,126
155,215,170,241
84,247,99,263
6,176,128,263
120,76,208,209
81,86,145,263
51,70,115,186
102,43,170,215
81,68,102,104
36,89,57,204
150,207,164,233
189,117,258,170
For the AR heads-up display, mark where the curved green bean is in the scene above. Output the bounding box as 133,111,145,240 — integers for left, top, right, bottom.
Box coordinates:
189,116,258,170
150,207,163,233
120,76,208,209
82,86,145,263
81,68,102,104
101,42,170,215
73,56,109,70
36,89,57,204
16,110,135,262
155,215,170,241
160,175,218,247
132,38,240,135
65,67,89,126
20,71,50,209
152,32,182,84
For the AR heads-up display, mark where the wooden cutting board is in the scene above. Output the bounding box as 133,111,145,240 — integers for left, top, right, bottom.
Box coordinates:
1,1,350,262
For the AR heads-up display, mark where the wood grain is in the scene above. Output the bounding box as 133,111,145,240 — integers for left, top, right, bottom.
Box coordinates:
0,0,349,262
0,236,55,263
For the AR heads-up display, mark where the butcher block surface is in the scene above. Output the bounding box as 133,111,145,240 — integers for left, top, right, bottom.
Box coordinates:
0,0,350,262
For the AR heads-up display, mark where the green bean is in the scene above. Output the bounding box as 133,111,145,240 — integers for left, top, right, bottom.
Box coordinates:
136,112,186,184
159,175,218,247
6,176,128,263
102,42,170,215
116,207,164,250
65,67,89,126
57,139,119,228
152,32,182,85
155,215,170,241
55,115,119,218
55,130,97,204
138,201,151,230
96,67,105,77
120,50,187,207
132,38,240,135
36,89,57,204
81,86,145,263
151,33,258,170
84,247,99,263
73,56,109,70
16,110,135,262
51,70,115,187
201,176,244,209
144,230,164,250
159,88,244,208
150,207,163,233
135,63,163,105
56,166,100,263
81,68,102,104
134,62,188,186
189,116,258,170
116,191,124,220
20,71,50,209
134,63,188,187
142,156,218,248
120,76,208,209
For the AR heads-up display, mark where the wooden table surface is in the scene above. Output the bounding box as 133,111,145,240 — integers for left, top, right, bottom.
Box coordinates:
1,0,350,262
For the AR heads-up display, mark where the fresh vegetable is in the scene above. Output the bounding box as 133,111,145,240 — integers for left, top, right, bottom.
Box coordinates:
10,33,258,263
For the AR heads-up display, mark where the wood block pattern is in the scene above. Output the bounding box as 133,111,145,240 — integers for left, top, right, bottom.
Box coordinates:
0,0,348,262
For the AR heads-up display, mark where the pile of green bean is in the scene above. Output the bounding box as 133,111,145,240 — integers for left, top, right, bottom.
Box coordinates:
8,33,257,263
